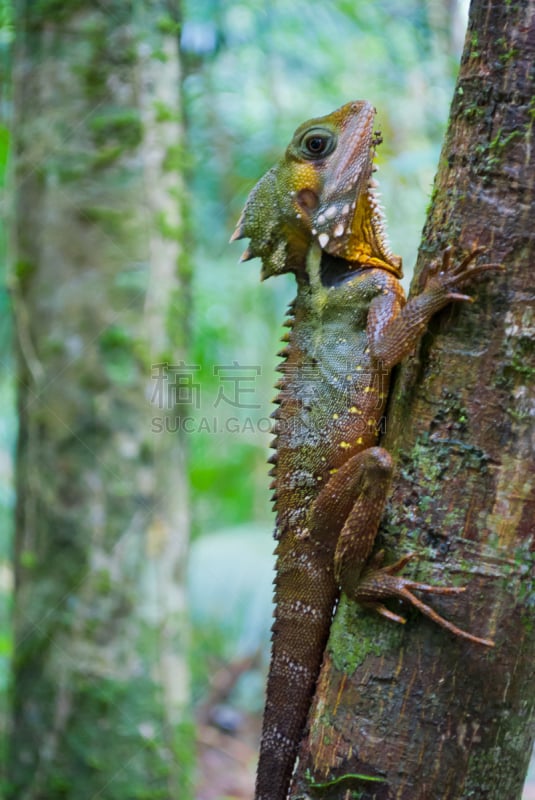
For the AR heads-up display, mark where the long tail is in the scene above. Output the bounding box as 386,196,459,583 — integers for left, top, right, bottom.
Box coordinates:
255,536,337,800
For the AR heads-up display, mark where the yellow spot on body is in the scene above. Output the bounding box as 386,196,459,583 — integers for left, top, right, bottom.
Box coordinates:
329,468,339,475
349,406,361,414
339,441,351,449
332,413,339,420
355,437,363,445
364,386,375,393
317,475,323,481
346,375,353,381
356,365,363,371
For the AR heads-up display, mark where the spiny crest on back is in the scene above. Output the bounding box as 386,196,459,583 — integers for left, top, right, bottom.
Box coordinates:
268,301,295,522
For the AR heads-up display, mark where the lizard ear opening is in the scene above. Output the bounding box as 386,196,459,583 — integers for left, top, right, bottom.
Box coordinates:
296,188,319,212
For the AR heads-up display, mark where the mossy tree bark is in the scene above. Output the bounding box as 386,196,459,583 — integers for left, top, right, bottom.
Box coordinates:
10,2,193,798
291,1,535,799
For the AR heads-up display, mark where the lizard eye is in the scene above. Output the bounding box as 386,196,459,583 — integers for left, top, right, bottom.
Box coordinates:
300,128,336,159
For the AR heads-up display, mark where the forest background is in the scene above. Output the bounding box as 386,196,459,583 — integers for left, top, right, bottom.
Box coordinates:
0,1,533,798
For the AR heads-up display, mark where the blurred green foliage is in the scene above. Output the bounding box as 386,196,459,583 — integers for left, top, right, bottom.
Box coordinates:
188,525,274,706
0,4,13,784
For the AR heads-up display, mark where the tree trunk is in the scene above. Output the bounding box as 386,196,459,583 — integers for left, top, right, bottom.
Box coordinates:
291,1,535,798
9,2,193,798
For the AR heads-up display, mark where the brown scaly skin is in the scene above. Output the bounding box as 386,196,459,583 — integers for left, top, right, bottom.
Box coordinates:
231,101,496,800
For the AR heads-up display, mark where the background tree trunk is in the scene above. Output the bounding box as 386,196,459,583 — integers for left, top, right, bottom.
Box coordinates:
291,1,535,798
9,2,193,798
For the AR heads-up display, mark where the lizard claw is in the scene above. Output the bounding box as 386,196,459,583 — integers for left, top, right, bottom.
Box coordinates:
374,551,416,575
422,245,504,301
356,553,495,647
447,246,485,276
370,603,407,625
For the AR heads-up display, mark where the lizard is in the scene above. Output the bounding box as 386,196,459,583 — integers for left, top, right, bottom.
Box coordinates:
230,100,496,800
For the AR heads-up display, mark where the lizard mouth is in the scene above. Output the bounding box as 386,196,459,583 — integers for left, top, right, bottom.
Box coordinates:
307,123,403,277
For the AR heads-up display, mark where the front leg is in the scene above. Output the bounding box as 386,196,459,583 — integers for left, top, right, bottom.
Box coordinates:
309,447,494,646
368,247,502,370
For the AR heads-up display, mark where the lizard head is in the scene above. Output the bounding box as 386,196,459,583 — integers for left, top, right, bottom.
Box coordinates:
231,100,402,280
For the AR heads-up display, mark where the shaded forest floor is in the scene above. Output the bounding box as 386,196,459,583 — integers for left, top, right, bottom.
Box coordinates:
196,712,258,799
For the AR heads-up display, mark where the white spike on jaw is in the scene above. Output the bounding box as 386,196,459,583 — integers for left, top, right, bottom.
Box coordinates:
365,149,398,265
